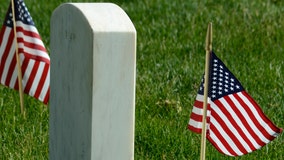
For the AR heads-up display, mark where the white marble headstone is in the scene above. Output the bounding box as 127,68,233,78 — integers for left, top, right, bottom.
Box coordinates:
49,3,136,160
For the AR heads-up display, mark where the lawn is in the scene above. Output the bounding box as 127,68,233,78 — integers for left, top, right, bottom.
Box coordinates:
0,0,283,159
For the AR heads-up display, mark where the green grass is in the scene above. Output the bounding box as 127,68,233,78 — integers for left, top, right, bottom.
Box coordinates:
1,0,284,159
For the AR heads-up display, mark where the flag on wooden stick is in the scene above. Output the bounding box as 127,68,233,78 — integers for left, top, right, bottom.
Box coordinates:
188,51,282,156
0,0,50,104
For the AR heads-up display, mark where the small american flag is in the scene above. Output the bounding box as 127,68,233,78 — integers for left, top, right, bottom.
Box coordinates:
188,51,282,156
0,0,50,104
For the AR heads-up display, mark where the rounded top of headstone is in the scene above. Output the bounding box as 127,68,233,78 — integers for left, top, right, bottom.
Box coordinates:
52,3,136,33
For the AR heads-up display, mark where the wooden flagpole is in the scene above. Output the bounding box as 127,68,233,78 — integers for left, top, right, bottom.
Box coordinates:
11,0,25,116
200,22,212,160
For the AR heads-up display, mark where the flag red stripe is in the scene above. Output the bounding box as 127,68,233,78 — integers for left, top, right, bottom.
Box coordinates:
0,25,5,46
211,109,247,155
24,61,39,94
189,108,210,124
212,99,252,154
188,95,211,134
34,63,49,99
242,92,282,133
190,112,203,122
187,124,202,133
43,87,50,104
207,135,231,156
221,96,257,151
5,53,17,87
18,48,50,63
0,27,14,82
209,124,238,156
193,100,203,109
225,94,266,146
21,57,29,76
20,57,29,92
16,26,41,39
234,93,276,141
17,37,47,52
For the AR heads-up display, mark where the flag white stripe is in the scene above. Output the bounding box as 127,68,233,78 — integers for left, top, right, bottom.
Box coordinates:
29,61,44,96
192,105,203,115
2,41,15,85
237,92,279,137
18,42,49,60
16,21,38,34
189,94,211,131
219,96,261,149
191,106,211,121
209,130,233,156
0,27,12,79
17,20,50,103
196,94,204,101
196,94,211,103
210,116,243,155
9,62,18,88
0,24,49,103
192,94,211,116
189,119,203,129
38,67,49,101
0,28,21,88
0,27,11,59
22,58,34,89
229,94,270,143
211,99,252,153
17,31,45,46
15,21,49,61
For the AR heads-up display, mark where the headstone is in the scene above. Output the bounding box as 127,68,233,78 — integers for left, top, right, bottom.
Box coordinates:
49,3,136,160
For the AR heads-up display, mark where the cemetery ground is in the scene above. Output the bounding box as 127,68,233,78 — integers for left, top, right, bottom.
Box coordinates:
1,0,283,159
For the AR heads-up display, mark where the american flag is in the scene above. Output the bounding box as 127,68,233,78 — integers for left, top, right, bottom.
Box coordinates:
0,0,50,104
188,51,282,156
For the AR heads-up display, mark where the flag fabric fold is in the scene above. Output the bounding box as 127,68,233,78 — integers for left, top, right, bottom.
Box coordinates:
188,51,282,156
0,0,50,104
